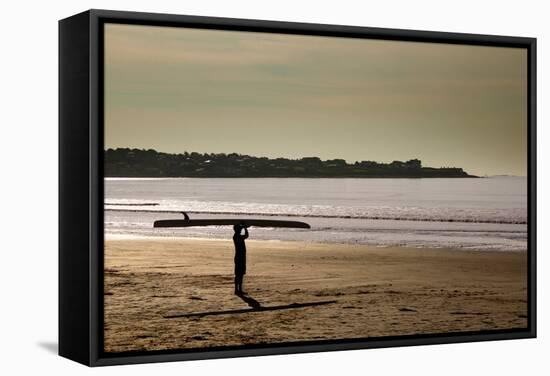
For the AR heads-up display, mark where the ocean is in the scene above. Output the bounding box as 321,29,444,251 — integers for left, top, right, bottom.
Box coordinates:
104,176,527,251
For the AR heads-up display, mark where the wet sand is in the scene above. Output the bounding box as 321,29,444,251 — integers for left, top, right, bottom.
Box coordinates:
104,238,527,353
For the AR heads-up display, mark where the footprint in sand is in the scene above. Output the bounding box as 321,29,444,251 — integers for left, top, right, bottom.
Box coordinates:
399,307,417,312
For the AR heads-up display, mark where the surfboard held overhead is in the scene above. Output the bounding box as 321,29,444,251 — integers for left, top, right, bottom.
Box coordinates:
153,213,310,229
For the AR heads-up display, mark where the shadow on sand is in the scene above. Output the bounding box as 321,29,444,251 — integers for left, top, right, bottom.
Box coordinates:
236,292,262,309
164,293,337,319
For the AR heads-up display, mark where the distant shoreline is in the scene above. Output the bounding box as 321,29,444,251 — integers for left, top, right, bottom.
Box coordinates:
105,148,478,178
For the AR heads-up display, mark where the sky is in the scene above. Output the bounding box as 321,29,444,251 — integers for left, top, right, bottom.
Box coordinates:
104,23,528,176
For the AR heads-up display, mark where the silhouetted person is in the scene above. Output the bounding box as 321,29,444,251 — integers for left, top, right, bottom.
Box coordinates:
233,224,249,295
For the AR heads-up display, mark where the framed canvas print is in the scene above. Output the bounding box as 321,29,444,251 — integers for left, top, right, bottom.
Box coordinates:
59,9,536,366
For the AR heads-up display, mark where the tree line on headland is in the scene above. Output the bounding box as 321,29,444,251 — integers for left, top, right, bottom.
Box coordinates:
104,148,477,178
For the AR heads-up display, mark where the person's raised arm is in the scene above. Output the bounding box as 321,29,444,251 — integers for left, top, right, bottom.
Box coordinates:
243,227,249,239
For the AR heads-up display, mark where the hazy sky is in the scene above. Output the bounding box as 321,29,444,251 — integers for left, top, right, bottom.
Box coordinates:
104,23,527,176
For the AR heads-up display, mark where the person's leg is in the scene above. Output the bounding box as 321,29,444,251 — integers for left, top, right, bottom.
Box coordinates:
240,275,245,294
235,274,243,294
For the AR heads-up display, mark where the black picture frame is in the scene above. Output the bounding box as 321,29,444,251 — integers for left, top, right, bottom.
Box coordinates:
59,9,537,367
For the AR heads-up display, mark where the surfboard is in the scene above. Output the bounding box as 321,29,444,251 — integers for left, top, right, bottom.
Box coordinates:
154,218,310,229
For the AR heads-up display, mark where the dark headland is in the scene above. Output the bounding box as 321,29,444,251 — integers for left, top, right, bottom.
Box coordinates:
104,148,477,178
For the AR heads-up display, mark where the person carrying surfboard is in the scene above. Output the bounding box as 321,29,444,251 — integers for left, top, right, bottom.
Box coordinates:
233,224,249,295
153,213,309,295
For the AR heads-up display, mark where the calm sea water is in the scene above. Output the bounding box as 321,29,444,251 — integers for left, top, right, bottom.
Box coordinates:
104,177,527,251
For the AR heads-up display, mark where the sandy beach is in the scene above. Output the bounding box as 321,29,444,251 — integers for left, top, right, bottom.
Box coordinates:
104,238,527,353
